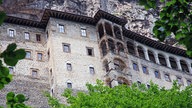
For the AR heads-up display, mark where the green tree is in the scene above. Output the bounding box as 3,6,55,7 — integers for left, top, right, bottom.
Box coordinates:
139,0,192,56
46,80,192,108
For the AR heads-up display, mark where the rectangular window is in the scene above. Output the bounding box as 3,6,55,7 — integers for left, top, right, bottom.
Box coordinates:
47,49,50,60
137,81,141,86
86,47,94,56
164,74,171,82
63,43,70,53
37,53,43,61
81,28,86,37
59,24,64,33
66,63,72,71
25,51,31,59
89,67,95,74
142,66,148,74
67,83,72,88
187,80,191,86
36,34,41,42
133,63,139,71
154,70,160,79
9,29,14,37
147,84,150,89
32,70,38,77
50,69,52,77
177,77,183,85
24,32,30,40
9,67,14,74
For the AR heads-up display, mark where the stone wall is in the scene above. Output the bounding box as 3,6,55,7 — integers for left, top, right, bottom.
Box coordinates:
46,18,105,95
0,75,49,107
0,22,49,107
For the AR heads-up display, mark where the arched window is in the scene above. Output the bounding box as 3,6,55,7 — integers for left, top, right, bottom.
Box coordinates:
100,40,107,56
137,46,145,59
180,60,189,73
114,58,126,71
114,26,122,40
108,39,115,53
117,42,124,52
148,50,155,63
169,57,177,70
127,41,135,55
105,22,113,36
98,24,104,39
158,54,167,66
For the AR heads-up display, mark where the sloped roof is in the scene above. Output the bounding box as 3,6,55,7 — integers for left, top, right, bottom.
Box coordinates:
3,9,189,58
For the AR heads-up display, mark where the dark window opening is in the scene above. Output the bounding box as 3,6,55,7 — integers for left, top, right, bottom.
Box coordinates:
147,84,150,89
47,49,50,60
138,46,145,59
114,26,122,40
36,34,41,42
127,41,135,55
148,50,156,63
158,54,167,66
105,22,113,36
180,60,189,73
137,81,141,86
98,24,104,39
87,47,94,56
169,57,177,70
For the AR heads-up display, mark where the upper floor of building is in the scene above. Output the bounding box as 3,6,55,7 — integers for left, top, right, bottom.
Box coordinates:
0,9,192,89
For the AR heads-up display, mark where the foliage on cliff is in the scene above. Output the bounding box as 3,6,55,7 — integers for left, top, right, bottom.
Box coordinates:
139,0,192,56
46,80,192,108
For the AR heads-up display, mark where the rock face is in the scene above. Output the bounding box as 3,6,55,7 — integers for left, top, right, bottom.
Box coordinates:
2,0,161,38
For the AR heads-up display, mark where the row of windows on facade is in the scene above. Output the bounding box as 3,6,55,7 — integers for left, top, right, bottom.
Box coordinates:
58,24,87,37
25,51,43,61
132,62,192,86
8,29,41,41
127,41,191,73
100,38,191,73
65,63,95,74
99,27,192,74
8,67,38,78
62,43,94,56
